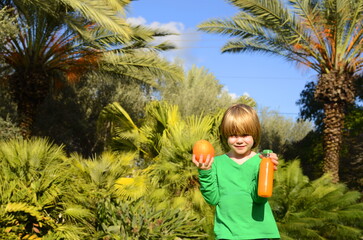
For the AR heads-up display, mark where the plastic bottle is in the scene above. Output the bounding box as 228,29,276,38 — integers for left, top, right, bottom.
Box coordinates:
258,149,274,198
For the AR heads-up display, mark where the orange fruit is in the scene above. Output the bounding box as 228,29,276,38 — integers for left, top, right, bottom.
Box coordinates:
193,140,215,163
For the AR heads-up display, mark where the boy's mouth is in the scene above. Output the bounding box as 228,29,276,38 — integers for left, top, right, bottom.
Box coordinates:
234,145,246,149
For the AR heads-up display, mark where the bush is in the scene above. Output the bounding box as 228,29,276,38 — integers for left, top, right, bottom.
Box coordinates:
271,160,363,240
0,117,21,140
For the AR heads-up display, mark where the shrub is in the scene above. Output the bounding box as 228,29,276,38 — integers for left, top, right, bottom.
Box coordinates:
271,160,363,240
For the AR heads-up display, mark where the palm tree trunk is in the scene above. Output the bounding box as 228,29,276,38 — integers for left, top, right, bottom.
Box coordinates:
11,72,49,139
315,71,356,183
322,102,345,183
18,101,37,139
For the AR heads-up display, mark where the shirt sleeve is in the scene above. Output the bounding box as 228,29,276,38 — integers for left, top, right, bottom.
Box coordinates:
198,165,220,206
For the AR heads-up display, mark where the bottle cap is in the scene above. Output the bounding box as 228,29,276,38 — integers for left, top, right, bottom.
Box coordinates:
262,149,273,156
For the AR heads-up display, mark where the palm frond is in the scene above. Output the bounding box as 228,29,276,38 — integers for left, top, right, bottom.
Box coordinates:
46,224,87,240
5,202,43,220
99,102,138,130
101,51,184,87
61,0,132,40
63,206,93,222
186,114,216,143
98,102,144,154
200,0,363,75
114,175,147,200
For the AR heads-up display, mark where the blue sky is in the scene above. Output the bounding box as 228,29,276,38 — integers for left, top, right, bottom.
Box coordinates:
127,0,317,119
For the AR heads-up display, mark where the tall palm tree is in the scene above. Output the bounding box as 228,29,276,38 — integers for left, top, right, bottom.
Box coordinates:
0,2,183,138
1,6,100,138
198,0,363,182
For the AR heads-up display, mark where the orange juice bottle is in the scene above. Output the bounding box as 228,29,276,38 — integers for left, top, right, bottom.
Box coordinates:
258,150,274,197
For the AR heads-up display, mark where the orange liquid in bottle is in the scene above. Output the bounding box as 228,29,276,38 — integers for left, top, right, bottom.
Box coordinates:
258,150,274,198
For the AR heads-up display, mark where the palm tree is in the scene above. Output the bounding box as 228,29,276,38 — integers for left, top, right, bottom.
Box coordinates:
198,0,363,182
1,6,100,138
0,2,183,138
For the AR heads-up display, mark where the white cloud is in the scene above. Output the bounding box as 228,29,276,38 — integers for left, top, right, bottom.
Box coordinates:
126,17,147,26
229,92,238,99
222,86,243,100
126,16,201,66
242,92,250,97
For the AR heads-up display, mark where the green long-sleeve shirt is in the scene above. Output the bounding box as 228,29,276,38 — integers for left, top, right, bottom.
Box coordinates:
198,154,280,240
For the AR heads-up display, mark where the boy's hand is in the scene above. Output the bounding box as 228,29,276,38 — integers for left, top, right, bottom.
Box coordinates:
266,152,279,171
259,152,279,170
192,154,214,170
270,153,279,170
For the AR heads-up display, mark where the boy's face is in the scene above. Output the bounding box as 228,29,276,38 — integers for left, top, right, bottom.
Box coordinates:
227,134,254,157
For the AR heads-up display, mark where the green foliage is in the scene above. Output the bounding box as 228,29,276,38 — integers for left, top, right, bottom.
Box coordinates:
1,0,183,139
98,101,219,237
0,7,18,48
296,81,326,130
86,18,184,89
199,0,363,74
344,106,363,136
99,101,363,239
283,130,324,180
95,197,206,240
66,149,207,239
32,72,150,156
32,86,99,156
1,2,105,138
283,106,363,191
0,137,207,239
68,151,137,198
98,101,142,155
1,112,362,239
259,107,313,155
2,0,133,40
0,84,17,120
340,106,363,191
0,138,90,239
0,117,21,140
271,160,363,240
159,65,239,117
78,72,149,126
101,51,184,88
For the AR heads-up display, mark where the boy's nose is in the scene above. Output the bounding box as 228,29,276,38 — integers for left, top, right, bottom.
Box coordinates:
236,136,245,142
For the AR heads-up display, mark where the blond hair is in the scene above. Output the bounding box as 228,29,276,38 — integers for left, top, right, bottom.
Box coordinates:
219,104,261,148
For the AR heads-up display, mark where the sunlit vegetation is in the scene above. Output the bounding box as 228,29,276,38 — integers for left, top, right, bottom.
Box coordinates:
0,0,362,239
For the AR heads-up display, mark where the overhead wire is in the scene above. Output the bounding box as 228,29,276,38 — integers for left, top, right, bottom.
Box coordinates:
158,33,304,117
